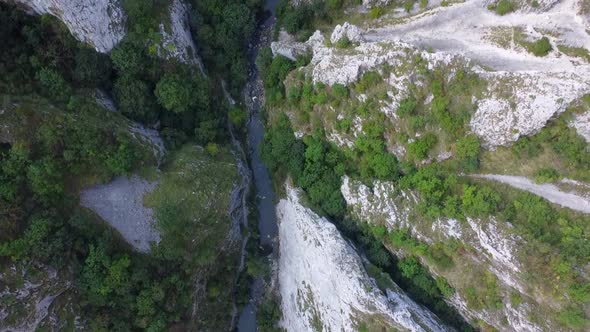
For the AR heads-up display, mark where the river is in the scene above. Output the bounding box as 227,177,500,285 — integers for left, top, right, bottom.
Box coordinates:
236,1,280,331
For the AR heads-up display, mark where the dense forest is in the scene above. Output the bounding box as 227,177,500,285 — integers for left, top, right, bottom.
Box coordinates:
0,0,263,330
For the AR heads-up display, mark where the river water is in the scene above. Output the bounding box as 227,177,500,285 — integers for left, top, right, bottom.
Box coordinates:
236,1,280,331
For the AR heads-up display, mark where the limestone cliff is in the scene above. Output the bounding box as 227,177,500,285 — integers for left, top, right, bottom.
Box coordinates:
5,0,126,53
277,185,448,332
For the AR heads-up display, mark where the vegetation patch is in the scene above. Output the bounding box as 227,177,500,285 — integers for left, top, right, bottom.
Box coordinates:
557,44,590,62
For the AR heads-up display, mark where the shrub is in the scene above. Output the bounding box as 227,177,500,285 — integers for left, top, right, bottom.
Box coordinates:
110,40,148,76
404,0,415,12
455,135,481,171
332,83,349,99
355,71,382,92
155,71,210,114
534,167,560,183
228,107,247,127
461,185,501,217
495,0,514,15
530,37,552,56
335,36,352,49
326,0,344,10
113,74,158,122
369,7,384,19
74,48,112,87
287,85,302,104
558,307,587,329
407,133,437,160
36,67,71,102
436,277,454,298
397,97,417,117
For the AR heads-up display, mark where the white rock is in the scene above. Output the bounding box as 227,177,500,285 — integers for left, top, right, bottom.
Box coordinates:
7,0,126,53
278,185,447,332
158,0,204,70
330,22,366,44
571,110,590,143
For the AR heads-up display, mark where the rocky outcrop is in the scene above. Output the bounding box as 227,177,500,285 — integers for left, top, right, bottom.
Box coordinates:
272,0,590,147
80,176,161,252
340,176,555,331
277,185,448,332
5,0,204,68
158,0,204,70
5,0,126,53
572,110,590,143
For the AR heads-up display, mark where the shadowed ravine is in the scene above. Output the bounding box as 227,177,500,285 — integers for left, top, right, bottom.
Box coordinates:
236,0,281,330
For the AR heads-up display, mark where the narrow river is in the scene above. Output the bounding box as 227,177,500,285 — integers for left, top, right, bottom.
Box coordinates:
237,1,280,331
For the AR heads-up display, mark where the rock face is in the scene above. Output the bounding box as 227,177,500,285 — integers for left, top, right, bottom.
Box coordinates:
340,176,554,331
6,0,126,53
5,0,204,68
80,176,161,252
158,0,204,70
277,185,448,332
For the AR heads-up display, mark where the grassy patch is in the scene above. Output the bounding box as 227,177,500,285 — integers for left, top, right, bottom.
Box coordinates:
144,143,239,330
515,33,553,56
557,44,590,62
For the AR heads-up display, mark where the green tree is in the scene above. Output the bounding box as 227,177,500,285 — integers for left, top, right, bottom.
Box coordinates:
74,47,112,87
36,67,71,102
461,185,501,217
113,74,159,121
155,71,209,114
455,135,481,171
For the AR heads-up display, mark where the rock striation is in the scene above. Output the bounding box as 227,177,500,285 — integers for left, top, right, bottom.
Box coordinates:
277,185,448,332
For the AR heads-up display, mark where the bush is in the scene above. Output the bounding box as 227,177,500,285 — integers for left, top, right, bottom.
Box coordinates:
558,307,587,329
495,0,514,15
407,133,437,160
205,143,220,157
36,67,71,102
397,97,417,117
530,37,552,57
228,107,247,127
113,74,158,122
436,277,454,298
74,48,112,87
110,40,148,76
455,135,481,171
404,0,415,12
155,70,209,114
534,167,560,183
461,185,501,217
355,71,382,93
332,83,349,99
369,7,383,19
335,36,352,49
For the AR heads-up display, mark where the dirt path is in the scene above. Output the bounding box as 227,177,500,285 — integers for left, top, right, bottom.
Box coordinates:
474,174,590,214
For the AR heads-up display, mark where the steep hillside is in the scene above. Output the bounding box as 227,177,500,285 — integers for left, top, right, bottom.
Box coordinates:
261,0,590,331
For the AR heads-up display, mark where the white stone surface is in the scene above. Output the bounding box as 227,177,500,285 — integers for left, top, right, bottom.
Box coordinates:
7,0,126,53
571,111,590,143
278,185,447,332
158,0,204,70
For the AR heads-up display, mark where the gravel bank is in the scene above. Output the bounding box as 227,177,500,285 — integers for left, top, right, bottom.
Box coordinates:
80,175,160,252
